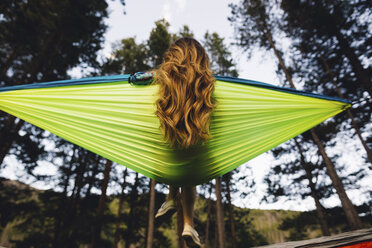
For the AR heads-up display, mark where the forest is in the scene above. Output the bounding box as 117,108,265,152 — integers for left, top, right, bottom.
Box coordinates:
0,0,371,247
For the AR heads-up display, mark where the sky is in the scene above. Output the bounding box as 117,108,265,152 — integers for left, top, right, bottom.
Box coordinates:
101,0,279,84
2,0,371,212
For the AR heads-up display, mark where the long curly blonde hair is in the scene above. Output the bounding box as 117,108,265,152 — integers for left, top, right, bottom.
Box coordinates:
154,37,216,149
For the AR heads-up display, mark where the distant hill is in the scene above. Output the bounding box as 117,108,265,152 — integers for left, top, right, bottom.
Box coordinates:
249,209,302,244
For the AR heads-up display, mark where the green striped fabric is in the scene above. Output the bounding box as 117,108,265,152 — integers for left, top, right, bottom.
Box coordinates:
0,76,350,186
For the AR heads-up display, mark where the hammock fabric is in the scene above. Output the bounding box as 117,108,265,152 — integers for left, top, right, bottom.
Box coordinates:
0,75,350,186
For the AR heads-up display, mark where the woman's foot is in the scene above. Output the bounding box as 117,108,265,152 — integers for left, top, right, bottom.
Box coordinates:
182,223,202,247
155,199,176,219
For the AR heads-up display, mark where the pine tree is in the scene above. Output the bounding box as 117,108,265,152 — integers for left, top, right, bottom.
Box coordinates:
215,177,226,248
0,0,113,173
229,0,363,230
113,168,128,248
147,19,173,67
101,38,149,75
203,32,238,77
281,0,372,98
279,0,372,165
146,179,156,248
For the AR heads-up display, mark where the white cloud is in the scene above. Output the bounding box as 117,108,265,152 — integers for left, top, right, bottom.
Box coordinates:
162,0,187,22
162,1,172,22
175,0,186,12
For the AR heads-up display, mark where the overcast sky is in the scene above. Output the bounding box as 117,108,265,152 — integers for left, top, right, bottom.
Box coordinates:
102,0,279,84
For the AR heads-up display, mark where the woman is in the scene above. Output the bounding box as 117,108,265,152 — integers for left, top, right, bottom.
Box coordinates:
153,37,216,247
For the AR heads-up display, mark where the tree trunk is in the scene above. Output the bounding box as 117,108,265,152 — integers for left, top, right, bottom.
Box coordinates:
176,191,186,248
332,30,372,98
0,31,61,166
146,179,156,248
0,116,24,167
265,32,296,89
215,177,226,248
72,151,89,200
205,184,212,247
85,155,100,198
63,145,77,196
53,145,77,248
125,173,140,248
91,159,112,248
113,168,128,248
310,130,363,230
76,156,88,199
294,138,330,236
0,49,16,80
319,55,372,164
214,227,218,248
266,29,363,230
225,174,237,248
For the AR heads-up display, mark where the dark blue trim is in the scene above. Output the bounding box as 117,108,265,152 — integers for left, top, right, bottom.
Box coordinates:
0,75,130,93
215,75,351,104
0,74,350,105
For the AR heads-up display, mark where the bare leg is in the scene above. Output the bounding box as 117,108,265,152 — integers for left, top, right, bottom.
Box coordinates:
181,186,196,227
155,185,178,219
181,186,201,247
168,185,179,201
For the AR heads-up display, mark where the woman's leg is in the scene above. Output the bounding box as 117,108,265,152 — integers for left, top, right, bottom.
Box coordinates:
181,186,196,227
168,185,179,201
155,185,178,219
181,186,201,247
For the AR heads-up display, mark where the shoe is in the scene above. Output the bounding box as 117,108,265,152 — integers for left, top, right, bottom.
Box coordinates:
182,223,202,247
155,199,176,219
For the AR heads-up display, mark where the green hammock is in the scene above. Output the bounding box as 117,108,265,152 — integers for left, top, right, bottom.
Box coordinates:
0,75,350,186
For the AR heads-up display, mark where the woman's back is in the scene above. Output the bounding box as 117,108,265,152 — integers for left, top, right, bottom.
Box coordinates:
154,37,216,149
